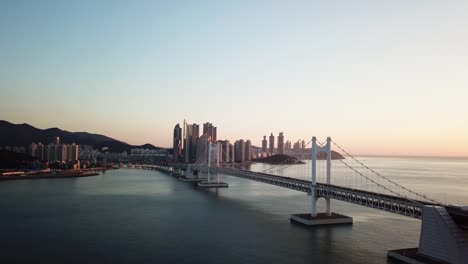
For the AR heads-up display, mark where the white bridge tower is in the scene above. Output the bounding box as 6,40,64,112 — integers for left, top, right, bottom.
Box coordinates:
290,136,353,226
311,136,332,217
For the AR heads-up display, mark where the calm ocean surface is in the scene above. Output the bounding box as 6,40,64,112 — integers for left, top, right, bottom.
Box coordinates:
1,156,467,263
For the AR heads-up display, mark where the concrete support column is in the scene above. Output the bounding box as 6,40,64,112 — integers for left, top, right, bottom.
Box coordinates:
186,164,192,178
216,143,220,183
326,137,332,216
208,143,211,183
311,137,317,217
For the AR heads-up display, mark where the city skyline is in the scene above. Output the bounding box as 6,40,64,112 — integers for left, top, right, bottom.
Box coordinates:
1,1,468,157
3,119,468,159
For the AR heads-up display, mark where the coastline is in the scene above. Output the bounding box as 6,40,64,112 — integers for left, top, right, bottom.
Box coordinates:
0,171,100,181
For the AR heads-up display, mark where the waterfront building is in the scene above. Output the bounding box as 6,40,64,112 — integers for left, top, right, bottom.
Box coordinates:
62,144,77,162
261,136,267,153
293,140,301,151
78,145,97,160
195,134,209,164
46,144,54,161
28,141,81,163
29,142,45,161
269,133,275,154
29,143,37,158
245,140,251,161
55,144,62,161
203,122,217,142
183,121,199,163
277,132,284,154
38,143,45,161
71,144,79,161
62,145,69,162
285,140,291,151
234,139,245,163
173,124,182,162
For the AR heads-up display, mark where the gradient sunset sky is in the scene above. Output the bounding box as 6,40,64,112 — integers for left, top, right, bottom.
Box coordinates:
1,1,467,157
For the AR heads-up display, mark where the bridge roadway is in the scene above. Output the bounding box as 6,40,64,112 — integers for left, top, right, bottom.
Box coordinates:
146,163,436,219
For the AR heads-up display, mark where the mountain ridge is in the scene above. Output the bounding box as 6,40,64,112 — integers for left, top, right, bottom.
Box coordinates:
0,120,162,153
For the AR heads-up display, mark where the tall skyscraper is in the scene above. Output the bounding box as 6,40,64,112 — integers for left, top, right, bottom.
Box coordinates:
62,144,69,162
195,134,209,164
46,144,54,161
269,133,275,154
173,124,182,162
55,144,62,161
234,139,245,163
285,140,291,151
71,143,79,161
203,122,217,142
277,132,284,154
301,140,305,150
245,140,251,161
261,136,267,153
29,143,45,161
293,140,302,151
183,121,200,163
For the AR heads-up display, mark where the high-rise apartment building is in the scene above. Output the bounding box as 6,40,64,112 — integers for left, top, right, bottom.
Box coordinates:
71,143,79,161
29,142,45,161
285,140,291,151
245,140,251,161
293,140,302,151
269,133,275,154
277,132,284,154
203,122,217,142
261,136,267,153
195,134,209,164
173,124,182,162
55,144,62,161
234,139,245,163
29,143,37,158
183,121,200,163
62,145,69,162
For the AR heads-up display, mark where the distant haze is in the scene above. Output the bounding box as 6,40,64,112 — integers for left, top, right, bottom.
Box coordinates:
1,1,467,157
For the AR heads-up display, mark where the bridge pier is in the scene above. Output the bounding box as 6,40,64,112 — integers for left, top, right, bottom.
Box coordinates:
177,168,185,176
198,142,228,188
291,137,352,226
326,198,331,216
180,164,207,182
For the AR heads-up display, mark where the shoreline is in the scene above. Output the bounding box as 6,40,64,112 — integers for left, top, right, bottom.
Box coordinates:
0,171,100,181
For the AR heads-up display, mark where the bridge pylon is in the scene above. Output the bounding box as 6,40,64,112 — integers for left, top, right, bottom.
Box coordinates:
290,136,353,226
197,142,228,188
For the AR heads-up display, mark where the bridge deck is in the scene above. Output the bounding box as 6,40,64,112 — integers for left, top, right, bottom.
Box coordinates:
156,163,437,219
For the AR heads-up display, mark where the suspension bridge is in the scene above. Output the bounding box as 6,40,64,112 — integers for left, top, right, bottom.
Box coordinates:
140,137,467,264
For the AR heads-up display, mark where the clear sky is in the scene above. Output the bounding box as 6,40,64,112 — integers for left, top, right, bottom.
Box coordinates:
1,0,467,157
